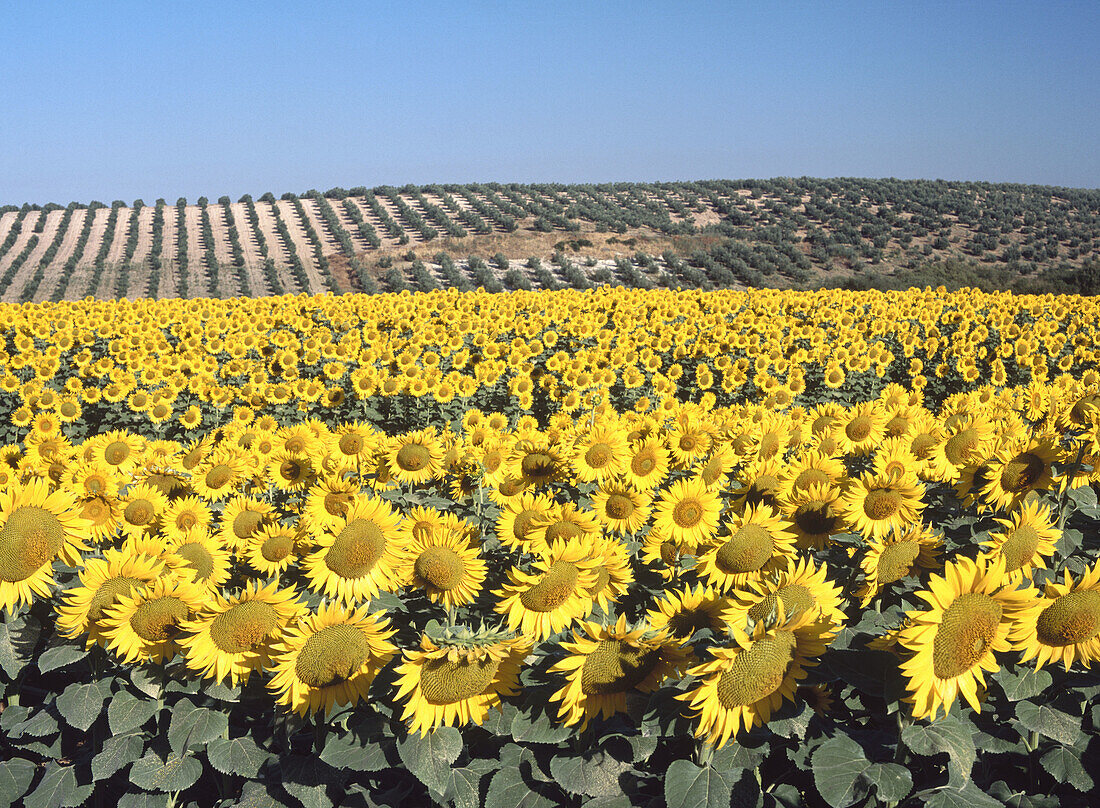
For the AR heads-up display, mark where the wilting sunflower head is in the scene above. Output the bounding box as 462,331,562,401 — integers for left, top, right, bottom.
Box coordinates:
857,524,943,606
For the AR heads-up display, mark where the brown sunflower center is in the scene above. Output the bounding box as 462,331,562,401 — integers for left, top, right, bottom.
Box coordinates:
580,639,661,695
396,444,431,472
944,429,979,466
0,506,66,582
519,560,580,612
1000,453,1045,494
279,460,304,482
794,469,832,491
325,519,387,579
512,509,541,542
209,600,280,653
877,541,921,583
910,433,936,459
260,532,294,563
130,596,189,643
205,464,233,491
845,415,873,442
863,489,902,521
587,566,611,598
294,624,371,688
1000,525,1041,573
632,451,657,477
521,452,556,482
419,655,501,704
794,502,836,536
104,441,131,465
605,494,635,521
414,546,465,590
812,415,839,435
1035,591,1100,647
745,475,780,508
339,434,364,456
124,499,155,527
747,585,816,623
233,510,266,540
324,492,352,517
585,443,614,469
714,524,775,575
679,435,698,452
932,593,1002,679
81,496,112,525
88,576,145,624
543,519,584,544
672,498,705,529
659,541,679,565
885,415,910,437
715,631,797,707
176,542,215,581
759,433,781,459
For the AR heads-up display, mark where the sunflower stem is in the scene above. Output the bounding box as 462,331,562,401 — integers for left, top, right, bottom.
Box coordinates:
1057,440,1087,531
695,739,715,767
313,711,328,754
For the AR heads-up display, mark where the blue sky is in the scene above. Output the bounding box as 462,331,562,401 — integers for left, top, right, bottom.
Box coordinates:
1,1,1097,205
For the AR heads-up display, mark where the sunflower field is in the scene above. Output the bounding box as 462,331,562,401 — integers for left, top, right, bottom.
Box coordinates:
1,286,1099,808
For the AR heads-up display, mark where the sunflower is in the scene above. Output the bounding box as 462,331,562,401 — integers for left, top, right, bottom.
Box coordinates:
63,460,122,501
117,483,170,540
507,439,568,490
571,425,630,484
101,575,209,664
696,444,738,490
834,402,888,457
394,625,529,735
591,482,652,536
979,435,1059,512
775,452,847,503
56,549,165,648
731,456,785,511
302,496,407,605
652,477,723,552
217,496,276,552
85,429,144,475
525,503,600,550
243,523,300,578
695,504,797,592
177,580,305,685
582,536,634,612
668,419,712,469
978,499,1059,584
872,437,923,483
623,437,670,491
268,602,397,716
265,451,316,493
1010,560,1100,671
395,524,486,610
778,482,846,551
161,495,213,543
897,556,1032,719
76,493,121,542
549,615,690,729
330,422,381,467
0,478,92,613
494,540,600,640
927,413,996,483
856,524,943,606
678,604,832,748
387,428,444,485
645,584,729,642
722,556,847,632
166,531,232,592
841,471,925,541
302,476,363,536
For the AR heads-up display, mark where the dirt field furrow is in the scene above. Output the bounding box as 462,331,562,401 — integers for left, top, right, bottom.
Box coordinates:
228,203,270,297
61,207,110,300
347,197,403,247
184,205,209,296
34,208,89,303
132,204,155,265
106,208,131,264
253,202,291,264
0,212,18,249
374,195,427,243
273,200,325,291
0,211,40,275
299,198,342,255
329,199,374,252
207,204,234,264
3,209,65,302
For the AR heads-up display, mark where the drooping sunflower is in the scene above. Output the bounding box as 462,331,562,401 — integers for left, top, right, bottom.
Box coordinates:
978,499,1059,584
722,556,847,632
623,437,670,491
395,524,487,610
897,556,1032,719
571,425,630,484
268,602,397,716
979,435,1059,512
645,584,729,642
856,524,943,606
302,475,363,536
56,548,164,648
506,439,568,490
302,496,407,605
549,615,690,729
394,625,530,735
696,443,738,491
493,540,600,640
1010,560,1100,670
695,504,797,592
244,523,300,578
775,452,847,503
166,531,232,592
926,413,996,483
265,451,316,493
652,477,723,552
494,491,556,554
841,471,925,541
678,604,832,748
525,503,601,550
0,478,91,613
731,456,785,511
177,580,306,686
582,535,635,612
387,428,444,486
778,482,846,551
101,575,209,664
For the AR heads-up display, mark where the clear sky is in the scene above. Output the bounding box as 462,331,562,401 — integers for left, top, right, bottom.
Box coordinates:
1,1,1097,205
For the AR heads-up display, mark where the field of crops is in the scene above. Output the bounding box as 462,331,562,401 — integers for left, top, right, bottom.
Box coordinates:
1,179,1097,302
1,285,1099,807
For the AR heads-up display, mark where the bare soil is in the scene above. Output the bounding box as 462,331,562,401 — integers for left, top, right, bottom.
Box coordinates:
0,211,41,276
273,200,326,290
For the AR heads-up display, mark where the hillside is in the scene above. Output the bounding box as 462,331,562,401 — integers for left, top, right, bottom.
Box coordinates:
0,178,1097,302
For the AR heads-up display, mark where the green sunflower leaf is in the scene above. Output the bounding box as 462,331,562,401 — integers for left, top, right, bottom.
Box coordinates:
396,726,462,795
108,691,160,734
23,763,92,808
445,766,484,808
117,794,172,808
167,699,228,754
901,716,976,785
92,732,144,781
1014,700,1081,746
1041,745,1094,792
485,766,560,808
36,642,88,674
206,735,271,779
550,750,632,798
56,680,108,732
919,781,1004,808
0,758,36,806
128,751,202,793
510,709,572,744
0,614,40,678
994,666,1053,701
812,736,912,808
663,760,733,808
